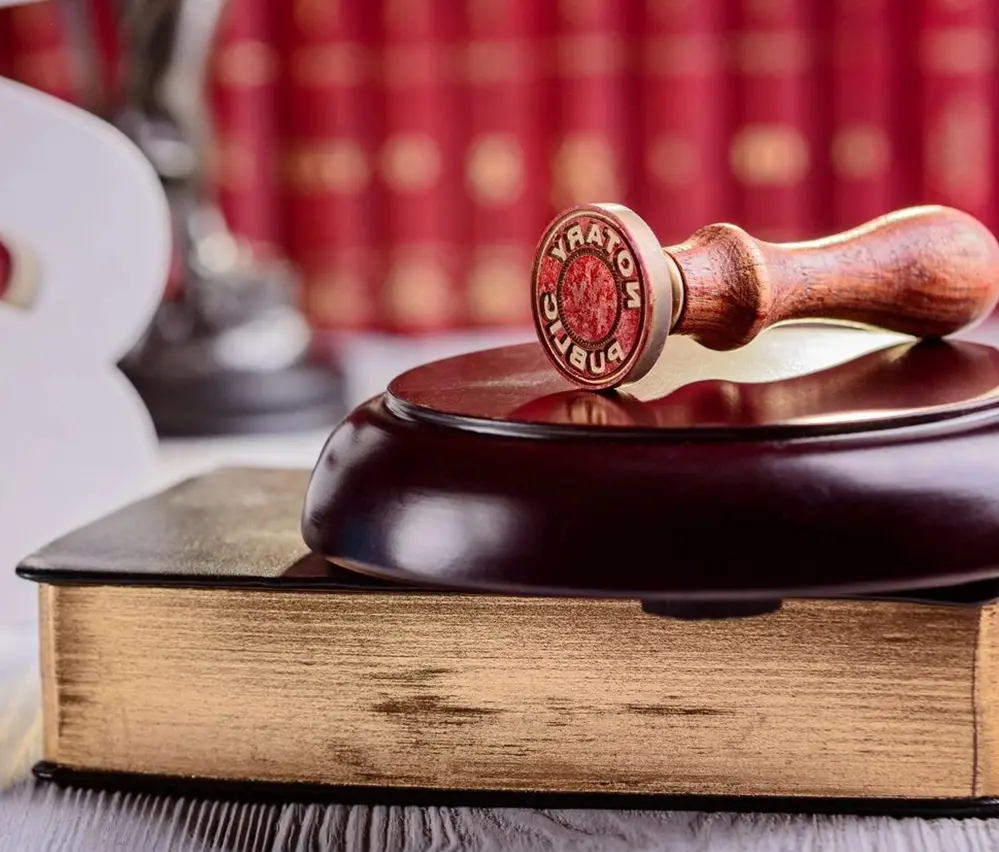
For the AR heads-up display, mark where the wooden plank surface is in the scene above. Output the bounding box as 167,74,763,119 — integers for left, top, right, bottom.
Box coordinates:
4,642,999,850
6,777,999,852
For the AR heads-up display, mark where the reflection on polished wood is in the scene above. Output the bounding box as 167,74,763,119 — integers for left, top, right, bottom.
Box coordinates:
518,339,999,430
388,329,999,435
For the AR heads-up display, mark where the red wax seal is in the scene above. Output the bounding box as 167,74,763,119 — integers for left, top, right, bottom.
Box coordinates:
531,203,675,389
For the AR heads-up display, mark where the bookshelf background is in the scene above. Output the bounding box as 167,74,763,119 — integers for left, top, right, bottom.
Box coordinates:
0,0,994,334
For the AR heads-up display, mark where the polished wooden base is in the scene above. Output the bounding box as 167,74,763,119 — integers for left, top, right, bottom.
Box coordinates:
302,325,999,609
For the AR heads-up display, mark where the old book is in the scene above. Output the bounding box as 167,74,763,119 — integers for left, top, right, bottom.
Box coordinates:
727,0,818,241
828,0,898,228
377,0,468,333
917,0,996,229
0,0,77,104
547,0,631,219
280,0,382,332
463,0,547,328
636,0,729,246
17,466,999,809
208,0,281,252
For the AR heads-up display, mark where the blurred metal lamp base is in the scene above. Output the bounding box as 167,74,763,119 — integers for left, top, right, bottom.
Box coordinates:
120,219,346,437
122,338,347,438
75,0,348,437
123,364,346,438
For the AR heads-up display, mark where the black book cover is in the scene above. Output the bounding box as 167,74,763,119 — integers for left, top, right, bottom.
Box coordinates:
16,468,413,592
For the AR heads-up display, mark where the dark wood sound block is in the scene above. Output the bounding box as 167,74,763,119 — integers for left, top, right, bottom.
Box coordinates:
302,325,999,613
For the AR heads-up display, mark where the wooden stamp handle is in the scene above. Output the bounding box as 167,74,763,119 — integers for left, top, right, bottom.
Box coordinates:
669,205,999,351
532,203,999,389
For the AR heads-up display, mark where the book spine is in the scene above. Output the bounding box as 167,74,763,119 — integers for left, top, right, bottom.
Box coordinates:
727,0,816,240
280,1,381,332
637,0,729,245
549,0,630,213
1,0,77,103
463,0,546,328
918,0,995,228
0,12,11,80
378,1,468,333
207,0,281,252
84,0,122,114
889,0,917,212
828,0,896,228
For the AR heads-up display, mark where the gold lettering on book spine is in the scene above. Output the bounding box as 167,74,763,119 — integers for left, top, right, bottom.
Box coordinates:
294,0,338,29
730,125,809,186
214,41,278,87
385,252,452,326
305,271,373,327
386,0,431,33
284,141,370,195
831,125,890,180
555,35,625,77
465,42,525,84
643,34,725,76
382,44,445,87
466,135,524,206
381,135,442,193
558,0,604,23
290,44,368,87
210,139,253,190
648,135,698,187
647,0,703,24
744,0,797,21
468,249,529,323
929,95,990,208
551,135,621,207
732,32,810,75
468,0,508,29
920,28,995,75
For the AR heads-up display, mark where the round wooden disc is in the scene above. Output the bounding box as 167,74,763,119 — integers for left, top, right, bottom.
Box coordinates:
302,328,999,603
386,328,999,440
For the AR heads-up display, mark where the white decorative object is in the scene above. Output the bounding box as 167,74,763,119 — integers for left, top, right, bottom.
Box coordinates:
0,78,170,631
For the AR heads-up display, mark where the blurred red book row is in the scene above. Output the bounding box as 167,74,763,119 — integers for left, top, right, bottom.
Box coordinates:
1,0,994,334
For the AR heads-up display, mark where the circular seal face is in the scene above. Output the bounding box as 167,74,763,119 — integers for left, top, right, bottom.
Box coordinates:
532,206,653,388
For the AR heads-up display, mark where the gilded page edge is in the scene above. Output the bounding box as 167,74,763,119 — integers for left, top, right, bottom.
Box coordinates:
974,602,999,796
39,583,59,763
